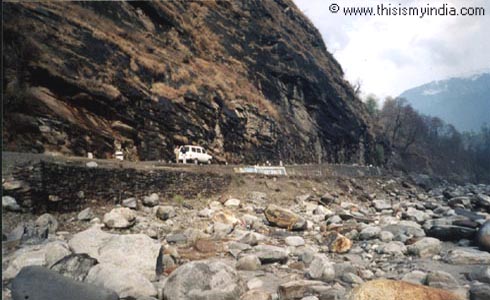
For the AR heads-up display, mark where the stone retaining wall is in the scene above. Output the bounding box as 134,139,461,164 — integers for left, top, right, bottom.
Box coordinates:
8,161,231,213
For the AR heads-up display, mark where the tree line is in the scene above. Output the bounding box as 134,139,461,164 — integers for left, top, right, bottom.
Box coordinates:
365,96,490,183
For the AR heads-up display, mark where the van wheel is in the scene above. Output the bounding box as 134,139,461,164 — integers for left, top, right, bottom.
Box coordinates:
194,159,199,165
207,160,212,165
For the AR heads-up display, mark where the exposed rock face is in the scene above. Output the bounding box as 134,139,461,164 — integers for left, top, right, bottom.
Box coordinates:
3,1,374,164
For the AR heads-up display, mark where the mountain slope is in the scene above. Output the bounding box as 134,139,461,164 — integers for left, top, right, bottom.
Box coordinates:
3,0,374,163
399,73,490,132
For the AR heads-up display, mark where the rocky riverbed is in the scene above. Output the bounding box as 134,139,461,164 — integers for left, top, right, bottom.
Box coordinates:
2,174,490,300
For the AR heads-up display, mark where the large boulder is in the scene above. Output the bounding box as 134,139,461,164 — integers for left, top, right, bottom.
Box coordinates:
85,263,157,299
349,279,462,300
11,266,118,300
69,227,162,280
162,260,243,300
264,205,306,231
477,221,490,252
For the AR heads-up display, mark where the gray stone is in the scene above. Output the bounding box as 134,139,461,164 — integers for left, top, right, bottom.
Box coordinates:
162,260,243,300
379,231,394,242
122,197,138,209
3,196,21,211
448,196,472,208
156,206,176,220
253,244,289,264
11,266,118,300
404,207,430,223
69,227,162,281
377,241,407,256
166,233,187,244
9,222,48,245
477,194,490,207
333,262,356,279
239,232,263,246
359,226,381,240
213,222,233,237
326,215,342,225
426,271,460,290
446,248,490,264
198,208,214,218
401,270,427,285
143,193,159,207
35,213,58,234
78,207,95,221
469,266,490,284
86,263,157,298
383,222,426,238
477,221,490,252
103,207,136,229
341,272,363,284
236,255,261,271
306,254,335,282
407,237,442,258
50,253,98,281
285,236,305,247
470,283,490,300
373,199,391,211
3,241,71,280
298,247,316,266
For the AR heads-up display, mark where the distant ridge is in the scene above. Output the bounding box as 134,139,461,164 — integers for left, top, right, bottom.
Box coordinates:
399,72,490,132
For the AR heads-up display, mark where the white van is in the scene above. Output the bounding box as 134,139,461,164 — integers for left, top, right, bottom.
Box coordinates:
178,145,212,164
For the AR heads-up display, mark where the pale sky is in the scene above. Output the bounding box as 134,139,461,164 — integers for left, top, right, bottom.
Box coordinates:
294,0,490,99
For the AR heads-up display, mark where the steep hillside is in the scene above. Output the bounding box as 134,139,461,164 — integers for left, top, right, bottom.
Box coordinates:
400,72,490,132
3,0,374,163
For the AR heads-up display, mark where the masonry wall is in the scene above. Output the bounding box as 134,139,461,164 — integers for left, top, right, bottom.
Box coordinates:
9,161,232,213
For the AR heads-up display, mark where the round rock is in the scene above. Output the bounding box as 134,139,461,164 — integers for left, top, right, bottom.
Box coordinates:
477,221,490,252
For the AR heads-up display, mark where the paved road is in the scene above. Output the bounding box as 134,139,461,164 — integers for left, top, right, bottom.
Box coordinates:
2,151,384,178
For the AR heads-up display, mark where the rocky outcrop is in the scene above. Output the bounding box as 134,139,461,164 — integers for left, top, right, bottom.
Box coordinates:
3,1,374,164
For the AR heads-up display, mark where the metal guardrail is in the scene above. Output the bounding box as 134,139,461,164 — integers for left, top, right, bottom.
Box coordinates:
234,166,288,176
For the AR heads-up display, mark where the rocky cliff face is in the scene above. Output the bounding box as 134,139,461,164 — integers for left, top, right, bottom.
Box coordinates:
3,0,374,164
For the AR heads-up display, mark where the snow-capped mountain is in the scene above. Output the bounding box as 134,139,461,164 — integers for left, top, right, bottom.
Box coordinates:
399,72,490,132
